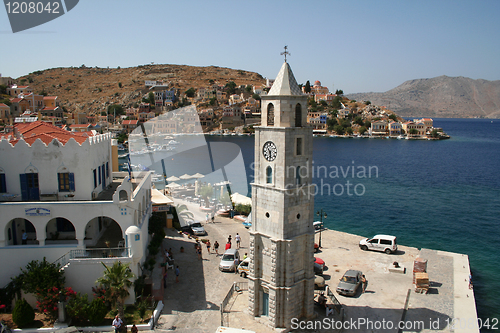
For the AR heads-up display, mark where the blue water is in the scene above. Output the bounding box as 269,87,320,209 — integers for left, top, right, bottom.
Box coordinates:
205,119,500,323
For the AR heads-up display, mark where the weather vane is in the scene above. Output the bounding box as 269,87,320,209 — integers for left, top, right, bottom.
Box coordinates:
281,45,290,62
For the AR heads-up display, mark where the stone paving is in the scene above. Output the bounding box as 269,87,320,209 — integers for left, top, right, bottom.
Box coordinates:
149,198,478,333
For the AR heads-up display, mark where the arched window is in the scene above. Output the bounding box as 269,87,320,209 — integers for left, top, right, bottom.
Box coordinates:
295,103,302,127
266,166,272,184
119,190,128,201
267,103,274,126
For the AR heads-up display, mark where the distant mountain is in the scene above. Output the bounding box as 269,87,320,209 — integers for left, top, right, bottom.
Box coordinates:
346,76,500,118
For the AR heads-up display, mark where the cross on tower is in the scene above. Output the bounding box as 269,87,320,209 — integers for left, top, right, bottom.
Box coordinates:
281,45,290,62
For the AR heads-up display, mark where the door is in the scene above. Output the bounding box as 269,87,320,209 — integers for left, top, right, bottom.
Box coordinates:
20,173,39,201
262,290,269,316
367,238,379,251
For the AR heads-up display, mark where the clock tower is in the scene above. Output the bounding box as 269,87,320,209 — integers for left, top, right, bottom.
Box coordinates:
248,58,315,328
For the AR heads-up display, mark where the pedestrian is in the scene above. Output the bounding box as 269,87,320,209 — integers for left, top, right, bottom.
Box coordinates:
235,233,241,249
214,241,220,255
112,315,123,333
469,273,473,289
206,213,209,223
197,245,202,260
163,271,167,288
234,256,239,274
243,253,248,260
225,241,231,250
21,230,27,245
361,274,368,293
206,240,211,254
131,324,138,333
228,235,232,243
175,266,180,283
211,214,215,223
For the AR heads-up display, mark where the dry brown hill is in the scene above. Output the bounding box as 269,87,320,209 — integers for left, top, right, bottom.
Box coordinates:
18,64,265,115
347,75,500,119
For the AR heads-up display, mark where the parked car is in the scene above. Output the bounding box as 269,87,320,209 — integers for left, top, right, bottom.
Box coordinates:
314,275,325,289
180,225,194,235
188,221,206,236
359,235,397,254
336,270,363,296
313,221,322,230
314,261,324,275
220,249,240,272
237,257,250,277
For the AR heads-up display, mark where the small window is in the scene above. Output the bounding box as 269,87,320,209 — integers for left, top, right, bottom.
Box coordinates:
295,103,302,127
98,166,101,185
0,173,6,193
296,166,301,185
93,169,97,188
267,103,274,126
58,173,70,192
296,138,302,156
380,239,392,245
266,166,272,184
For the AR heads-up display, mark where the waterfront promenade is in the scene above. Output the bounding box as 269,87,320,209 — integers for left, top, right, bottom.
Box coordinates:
152,198,478,332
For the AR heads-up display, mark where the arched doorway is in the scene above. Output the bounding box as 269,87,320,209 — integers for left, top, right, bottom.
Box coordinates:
84,217,123,249
5,218,37,245
45,217,77,245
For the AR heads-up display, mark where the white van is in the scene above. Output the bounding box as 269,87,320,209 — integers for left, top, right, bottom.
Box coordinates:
219,249,240,272
359,235,397,254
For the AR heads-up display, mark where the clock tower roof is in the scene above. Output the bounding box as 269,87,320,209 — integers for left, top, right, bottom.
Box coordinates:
267,61,303,97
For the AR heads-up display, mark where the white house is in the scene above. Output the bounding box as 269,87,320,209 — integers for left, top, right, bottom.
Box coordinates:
0,122,151,301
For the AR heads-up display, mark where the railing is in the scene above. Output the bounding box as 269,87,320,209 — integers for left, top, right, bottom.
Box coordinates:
53,247,131,269
220,281,248,326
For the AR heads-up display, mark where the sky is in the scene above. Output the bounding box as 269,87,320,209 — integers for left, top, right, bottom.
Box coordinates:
1,0,499,94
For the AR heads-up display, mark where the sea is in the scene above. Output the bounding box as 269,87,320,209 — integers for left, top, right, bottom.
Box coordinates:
126,118,500,324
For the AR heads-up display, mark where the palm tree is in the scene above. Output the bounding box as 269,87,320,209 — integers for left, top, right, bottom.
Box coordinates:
175,204,194,221
96,261,135,321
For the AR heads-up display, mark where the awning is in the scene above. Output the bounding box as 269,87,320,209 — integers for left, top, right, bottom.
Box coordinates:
231,193,252,206
152,188,174,205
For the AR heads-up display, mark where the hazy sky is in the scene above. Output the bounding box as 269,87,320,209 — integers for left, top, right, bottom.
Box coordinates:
1,0,499,93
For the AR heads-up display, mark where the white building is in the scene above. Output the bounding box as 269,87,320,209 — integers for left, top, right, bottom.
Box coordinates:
0,122,151,301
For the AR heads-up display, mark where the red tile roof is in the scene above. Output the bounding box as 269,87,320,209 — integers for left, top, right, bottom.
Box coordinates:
123,120,138,125
10,98,22,103
43,96,57,100
8,121,92,146
0,103,9,108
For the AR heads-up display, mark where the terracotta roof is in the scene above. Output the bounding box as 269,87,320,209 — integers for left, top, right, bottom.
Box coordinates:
8,121,91,146
43,96,57,99
123,120,138,125
42,107,59,111
0,103,9,108
10,98,22,103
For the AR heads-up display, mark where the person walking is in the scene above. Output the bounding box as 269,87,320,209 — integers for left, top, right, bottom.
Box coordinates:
175,266,180,283
235,233,241,249
225,241,231,250
112,315,123,333
214,241,220,255
131,324,138,333
361,274,368,293
206,240,211,254
206,213,209,223
211,214,215,223
228,235,232,243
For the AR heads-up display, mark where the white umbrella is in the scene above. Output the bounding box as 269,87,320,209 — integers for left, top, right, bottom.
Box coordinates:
166,176,180,182
179,174,193,180
192,172,205,179
166,182,181,188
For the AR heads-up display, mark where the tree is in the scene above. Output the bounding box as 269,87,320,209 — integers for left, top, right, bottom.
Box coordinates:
20,258,65,294
209,97,217,106
12,298,35,328
332,96,342,110
108,104,124,116
389,114,398,121
359,126,367,135
304,80,311,93
225,81,237,95
0,84,7,94
354,116,364,126
245,85,252,93
148,92,155,104
251,93,261,101
333,125,345,135
199,185,214,207
430,129,439,138
335,89,344,95
320,100,328,107
185,88,196,98
365,100,371,105
346,127,353,135
96,261,135,320
364,120,371,129
409,128,418,136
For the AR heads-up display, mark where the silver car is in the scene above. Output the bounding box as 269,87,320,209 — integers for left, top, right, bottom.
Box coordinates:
336,270,363,296
219,249,240,272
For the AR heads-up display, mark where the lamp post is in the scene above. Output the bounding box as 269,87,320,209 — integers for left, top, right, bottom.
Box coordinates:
317,209,327,248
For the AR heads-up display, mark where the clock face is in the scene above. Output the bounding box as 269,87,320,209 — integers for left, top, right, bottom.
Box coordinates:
263,141,277,161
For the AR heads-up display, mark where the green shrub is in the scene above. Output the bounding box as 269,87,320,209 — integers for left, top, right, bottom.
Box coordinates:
12,298,35,328
66,292,89,323
88,298,108,325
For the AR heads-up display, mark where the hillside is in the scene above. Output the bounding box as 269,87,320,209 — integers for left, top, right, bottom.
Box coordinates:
346,76,500,118
17,64,266,115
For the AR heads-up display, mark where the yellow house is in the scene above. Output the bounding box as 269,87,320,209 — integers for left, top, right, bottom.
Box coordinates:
43,96,59,108
0,103,10,123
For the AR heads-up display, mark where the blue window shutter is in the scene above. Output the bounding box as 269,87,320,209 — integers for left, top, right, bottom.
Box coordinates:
0,174,6,193
20,174,28,200
69,173,75,191
98,166,101,184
